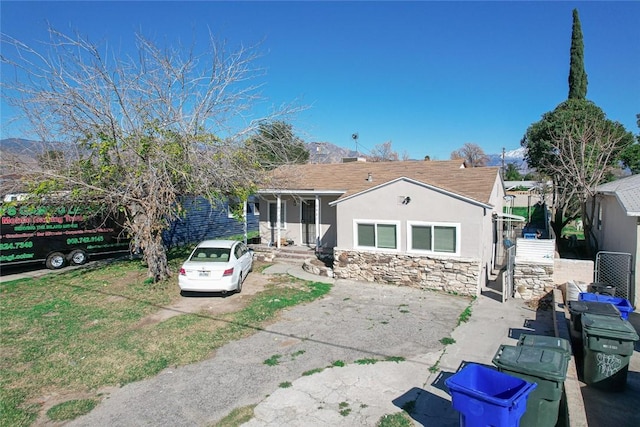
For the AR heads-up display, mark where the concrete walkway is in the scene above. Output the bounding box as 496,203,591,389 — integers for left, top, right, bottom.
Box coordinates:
61,261,637,426
244,264,559,426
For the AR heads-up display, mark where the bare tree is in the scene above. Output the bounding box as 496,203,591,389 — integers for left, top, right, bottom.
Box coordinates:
522,99,633,249
544,118,631,252
1,27,301,281
367,141,399,162
450,143,488,167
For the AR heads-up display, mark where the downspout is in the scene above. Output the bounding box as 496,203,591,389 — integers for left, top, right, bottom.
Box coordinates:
315,194,320,252
243,200,248,244
479,208,486,297
276,194,281,249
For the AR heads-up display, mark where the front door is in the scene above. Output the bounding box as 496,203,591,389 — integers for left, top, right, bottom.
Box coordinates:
301,199,316,245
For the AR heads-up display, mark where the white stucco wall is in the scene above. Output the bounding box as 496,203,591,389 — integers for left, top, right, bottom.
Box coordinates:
258,195,339,248
593,194,639,306
334,179,491,259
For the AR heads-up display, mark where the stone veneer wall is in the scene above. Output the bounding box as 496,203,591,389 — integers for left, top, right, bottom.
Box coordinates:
333,249,481,296
513,262,555,300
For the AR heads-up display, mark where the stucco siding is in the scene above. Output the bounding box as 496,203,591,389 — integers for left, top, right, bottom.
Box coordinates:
335,179,489,259
597,195,638,257
319,197,337,249
258,195,339,247
594,194,639,305
485,175,506,273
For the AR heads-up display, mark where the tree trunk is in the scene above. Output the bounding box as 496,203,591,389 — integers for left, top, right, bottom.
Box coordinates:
581,198,598,258
551,209,565,241
127,202,172,282
143,232,171,282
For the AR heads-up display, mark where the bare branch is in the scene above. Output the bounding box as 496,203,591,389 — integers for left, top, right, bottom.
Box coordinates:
1,26,305,281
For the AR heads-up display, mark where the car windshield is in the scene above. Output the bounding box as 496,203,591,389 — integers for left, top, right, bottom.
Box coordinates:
190,247,231,262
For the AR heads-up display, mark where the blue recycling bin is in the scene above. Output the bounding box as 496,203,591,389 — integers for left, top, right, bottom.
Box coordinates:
579,292,634,320
445,363,538,427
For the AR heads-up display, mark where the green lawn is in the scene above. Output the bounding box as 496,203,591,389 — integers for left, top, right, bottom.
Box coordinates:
0,255,330,426
506,207,585,240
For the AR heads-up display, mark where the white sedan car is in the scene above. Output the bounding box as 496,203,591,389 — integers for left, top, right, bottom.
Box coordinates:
178,240,253,294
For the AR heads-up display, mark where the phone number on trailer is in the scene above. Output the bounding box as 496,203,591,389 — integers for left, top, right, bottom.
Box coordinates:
67,236,105,245
0,241,35,250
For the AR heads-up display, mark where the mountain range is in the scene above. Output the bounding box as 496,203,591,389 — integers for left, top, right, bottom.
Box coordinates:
305,141,528,170
0,138,528,172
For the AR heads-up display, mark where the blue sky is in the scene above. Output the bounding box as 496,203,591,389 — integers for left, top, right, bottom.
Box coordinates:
1,1,638,159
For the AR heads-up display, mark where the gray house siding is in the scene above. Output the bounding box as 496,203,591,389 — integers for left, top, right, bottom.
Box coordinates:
334,179,488,257
257,195,339,248
592,193,639,306
332,179,502,296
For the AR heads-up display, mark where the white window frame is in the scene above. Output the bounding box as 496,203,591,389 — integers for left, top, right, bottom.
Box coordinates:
407,221,461,256
227,198,245,219
249,202,259,216
353,219,401,252
268,200,286,229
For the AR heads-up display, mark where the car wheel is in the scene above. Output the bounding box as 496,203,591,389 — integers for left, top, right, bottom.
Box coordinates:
236,274,243,293
69,249,88,265
45,252,66,270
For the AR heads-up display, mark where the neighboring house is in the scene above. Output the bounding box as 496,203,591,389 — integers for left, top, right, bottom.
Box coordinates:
163,196,259,248
504,180,552,209
257,160,507,296
590,174,640,307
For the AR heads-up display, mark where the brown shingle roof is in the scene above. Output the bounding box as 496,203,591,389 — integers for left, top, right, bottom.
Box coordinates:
263,160,501,205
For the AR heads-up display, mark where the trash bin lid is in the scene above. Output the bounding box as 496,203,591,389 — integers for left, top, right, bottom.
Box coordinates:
568,300,621,317
517,334,572,356
579,293,634,313
581,313,640,341
445,363,537,407
492,345,569,382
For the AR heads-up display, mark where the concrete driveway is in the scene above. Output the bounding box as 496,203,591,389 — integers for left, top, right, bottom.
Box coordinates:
67,267,471,426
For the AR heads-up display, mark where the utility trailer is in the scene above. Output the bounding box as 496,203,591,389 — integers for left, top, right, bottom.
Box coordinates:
0,202,130,270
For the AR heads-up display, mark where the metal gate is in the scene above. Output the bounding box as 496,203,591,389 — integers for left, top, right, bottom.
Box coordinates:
595,251,633,300
502,245,516,302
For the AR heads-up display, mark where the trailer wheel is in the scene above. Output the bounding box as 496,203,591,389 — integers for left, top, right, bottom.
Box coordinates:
69,249,88,265
46,252,66,270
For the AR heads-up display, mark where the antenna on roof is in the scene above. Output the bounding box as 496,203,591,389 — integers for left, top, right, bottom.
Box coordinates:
352,132,359,155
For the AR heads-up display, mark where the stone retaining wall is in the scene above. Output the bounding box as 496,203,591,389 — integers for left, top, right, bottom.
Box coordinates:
333,249,481,296
302,259,334,278
514,262,555,300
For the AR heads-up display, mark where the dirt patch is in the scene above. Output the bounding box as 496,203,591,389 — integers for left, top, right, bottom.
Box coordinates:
133,272,272,328
32,389,96,427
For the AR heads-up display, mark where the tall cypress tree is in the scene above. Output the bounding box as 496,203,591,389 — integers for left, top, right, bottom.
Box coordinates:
568,8,588,99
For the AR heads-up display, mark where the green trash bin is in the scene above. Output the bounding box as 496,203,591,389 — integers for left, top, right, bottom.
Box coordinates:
517,334,572,356
567,300,621,334
493,344,569,427
581,313,639,391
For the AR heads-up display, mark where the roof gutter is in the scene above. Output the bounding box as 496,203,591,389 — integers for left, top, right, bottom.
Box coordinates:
257,189,346,196
494,212,527,221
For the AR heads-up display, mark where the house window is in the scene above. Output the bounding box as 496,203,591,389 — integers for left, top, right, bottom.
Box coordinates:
355,221,399,250
227,199,245,219
268,201,286,229
408,222,459,255
249,202,259,216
